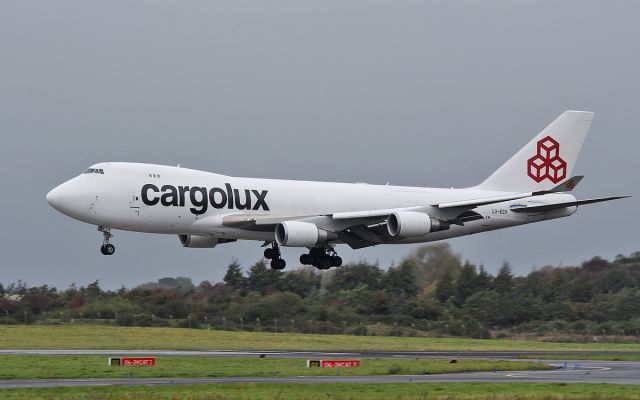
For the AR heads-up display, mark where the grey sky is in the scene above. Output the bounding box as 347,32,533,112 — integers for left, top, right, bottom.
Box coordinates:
0,1,638,290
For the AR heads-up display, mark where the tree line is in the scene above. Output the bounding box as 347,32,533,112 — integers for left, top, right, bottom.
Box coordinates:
2,244,640,341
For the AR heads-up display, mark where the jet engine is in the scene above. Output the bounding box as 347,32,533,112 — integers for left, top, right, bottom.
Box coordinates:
178,235,220,248
275,221,337,247
387,211,446,237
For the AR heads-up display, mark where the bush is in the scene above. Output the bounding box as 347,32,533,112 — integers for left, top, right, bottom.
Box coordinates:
115,313,134,326
350,325,368,336
135,313,153,327
178,318,201,329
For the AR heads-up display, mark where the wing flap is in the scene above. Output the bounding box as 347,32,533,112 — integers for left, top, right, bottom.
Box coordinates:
332,208,414,220
436,192,534,209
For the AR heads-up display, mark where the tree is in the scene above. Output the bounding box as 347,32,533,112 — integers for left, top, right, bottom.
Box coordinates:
454,262,478,306
407,296,442,320
435,271,456,303
279,268,321,297
475,265,493,290
247,260,282,294
600,267,634,293
614,289,640,320
493,263,514,294
81,280,102,297
568,272,596,302
326,262,383,292
383,260,420,297
22,285,58,314
406,244,463,286
223,261,247,291
155,277,195,293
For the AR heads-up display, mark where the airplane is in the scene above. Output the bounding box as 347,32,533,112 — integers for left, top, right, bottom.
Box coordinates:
46,111,627,270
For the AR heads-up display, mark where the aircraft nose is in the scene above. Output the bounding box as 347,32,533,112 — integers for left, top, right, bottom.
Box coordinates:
46,178,91,217
46,186,61,209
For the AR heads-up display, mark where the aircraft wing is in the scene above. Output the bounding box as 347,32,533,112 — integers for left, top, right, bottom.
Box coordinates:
218,175,607,249
333,209,485,249
220,207,485,250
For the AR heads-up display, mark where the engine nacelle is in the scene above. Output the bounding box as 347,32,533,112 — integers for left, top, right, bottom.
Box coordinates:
275,221,336,247
387,211,444,237
178,235,219,248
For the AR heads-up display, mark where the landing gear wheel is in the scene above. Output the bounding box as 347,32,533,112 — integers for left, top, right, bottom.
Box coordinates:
98,225,115,255
314,256,331,270
264,248,276,259
270,258,286,270
300,254,313,265
306,246,341,269
103,243,115,255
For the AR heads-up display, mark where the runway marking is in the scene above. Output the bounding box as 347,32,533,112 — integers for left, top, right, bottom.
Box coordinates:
505,365,612,379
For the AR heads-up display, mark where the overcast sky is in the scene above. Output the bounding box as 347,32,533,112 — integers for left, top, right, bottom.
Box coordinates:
0,1,638,290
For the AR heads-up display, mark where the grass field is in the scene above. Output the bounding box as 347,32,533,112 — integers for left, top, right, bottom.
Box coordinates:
2,325,640,351
0,326,638,400
2,382,640,399
0,356,551,379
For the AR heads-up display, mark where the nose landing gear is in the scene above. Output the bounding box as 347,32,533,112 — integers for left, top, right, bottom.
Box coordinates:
263,242,286,270
99,226,115,255
300,247,342,270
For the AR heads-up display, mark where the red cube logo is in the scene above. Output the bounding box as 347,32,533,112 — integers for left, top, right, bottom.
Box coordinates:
526,136,566,184
548,157,567,182
527,154,548,183
537,136,559,160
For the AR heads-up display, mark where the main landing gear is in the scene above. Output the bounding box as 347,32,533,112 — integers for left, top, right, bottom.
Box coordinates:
264,242,286,270
300,247,342,270
98,226,115,256
262,243,342,270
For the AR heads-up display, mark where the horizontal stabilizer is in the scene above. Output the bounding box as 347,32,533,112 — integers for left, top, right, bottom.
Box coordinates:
510,196,630,213
439,176,584,210
547,175,584,193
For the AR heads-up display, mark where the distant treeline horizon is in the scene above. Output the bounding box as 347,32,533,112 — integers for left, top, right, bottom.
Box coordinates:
2,244,640,341
4,245,633,291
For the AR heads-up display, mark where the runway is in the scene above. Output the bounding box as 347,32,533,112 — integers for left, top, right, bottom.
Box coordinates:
0,350,639,388
2,349,640,359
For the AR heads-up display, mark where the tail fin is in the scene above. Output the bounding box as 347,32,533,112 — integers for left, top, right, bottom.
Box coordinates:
477,111,594,192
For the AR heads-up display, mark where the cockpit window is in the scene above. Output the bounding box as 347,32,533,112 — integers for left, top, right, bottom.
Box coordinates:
83,168,104,174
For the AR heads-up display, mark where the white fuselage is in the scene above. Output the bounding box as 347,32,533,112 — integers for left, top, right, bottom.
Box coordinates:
46,162,577,245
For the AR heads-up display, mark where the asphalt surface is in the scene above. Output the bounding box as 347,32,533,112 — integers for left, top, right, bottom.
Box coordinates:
2,349,640,359
0,350,639,388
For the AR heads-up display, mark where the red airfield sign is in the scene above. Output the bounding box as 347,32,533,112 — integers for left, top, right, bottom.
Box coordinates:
307,359,361,368
109,357,156,366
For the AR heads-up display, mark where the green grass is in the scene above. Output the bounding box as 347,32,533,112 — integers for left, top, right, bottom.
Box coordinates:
1,383,640,399
0,356,551,379
2,325,640,351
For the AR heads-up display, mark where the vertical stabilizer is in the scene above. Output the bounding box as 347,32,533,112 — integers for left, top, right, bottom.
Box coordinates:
477,111,593,193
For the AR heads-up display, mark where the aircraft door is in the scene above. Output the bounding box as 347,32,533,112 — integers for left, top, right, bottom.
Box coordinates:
129,191,141,216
